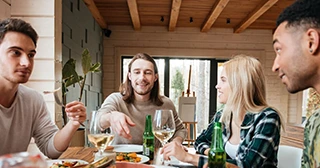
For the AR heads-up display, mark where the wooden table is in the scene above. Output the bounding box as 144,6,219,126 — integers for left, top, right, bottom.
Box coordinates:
59,147,196,167
59,147,96,163
59,147,237,168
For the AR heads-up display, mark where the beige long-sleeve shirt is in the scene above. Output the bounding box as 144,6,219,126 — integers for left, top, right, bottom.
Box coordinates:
98,93,187,148
0,85,62,158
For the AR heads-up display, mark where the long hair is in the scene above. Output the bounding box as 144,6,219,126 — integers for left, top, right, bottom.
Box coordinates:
0,18,38,46
220,55,269,127
119,53,163,106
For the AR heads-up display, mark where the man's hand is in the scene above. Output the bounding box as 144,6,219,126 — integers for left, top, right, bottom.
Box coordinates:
108,111,136,139
65,101,86,126
54,101,86,153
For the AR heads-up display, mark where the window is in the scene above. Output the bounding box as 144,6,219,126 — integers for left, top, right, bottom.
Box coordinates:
121,56,225,135
169,59,211,134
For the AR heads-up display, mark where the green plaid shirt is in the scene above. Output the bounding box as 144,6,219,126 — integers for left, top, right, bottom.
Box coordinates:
301,109,320,168
195,107,281,168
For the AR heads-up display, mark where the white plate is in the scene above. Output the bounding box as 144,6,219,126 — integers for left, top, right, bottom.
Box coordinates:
112,144,143,153
137,154,149,164
47,159,88,167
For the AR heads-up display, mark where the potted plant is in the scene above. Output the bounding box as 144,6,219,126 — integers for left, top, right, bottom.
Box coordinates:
61,48,101,125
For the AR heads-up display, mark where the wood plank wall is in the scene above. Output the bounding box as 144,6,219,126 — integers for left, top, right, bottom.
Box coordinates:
280,124,304,149
62,0,103,116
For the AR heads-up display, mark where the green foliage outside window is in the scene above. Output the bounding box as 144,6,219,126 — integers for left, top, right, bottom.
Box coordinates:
171,69,184,105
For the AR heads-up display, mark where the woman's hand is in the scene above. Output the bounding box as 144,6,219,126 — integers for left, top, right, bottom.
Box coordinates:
161,141,189,162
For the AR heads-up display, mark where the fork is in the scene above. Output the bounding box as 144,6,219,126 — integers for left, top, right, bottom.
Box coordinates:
43,87,85,126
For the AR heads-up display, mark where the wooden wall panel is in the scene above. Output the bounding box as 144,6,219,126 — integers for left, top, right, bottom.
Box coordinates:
36,37,55,59
280,124,304,149
0,0,10,20
30,60,55,80
15,17,55,37
11,0,54,16
62,0,103,114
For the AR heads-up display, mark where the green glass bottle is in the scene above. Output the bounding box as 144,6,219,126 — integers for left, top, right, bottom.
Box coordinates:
143,115,154,160
208,122,226,168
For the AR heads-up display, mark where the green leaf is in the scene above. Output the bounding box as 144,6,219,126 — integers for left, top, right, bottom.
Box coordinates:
89,62,101,73
82,49,92,75
62,58,77,79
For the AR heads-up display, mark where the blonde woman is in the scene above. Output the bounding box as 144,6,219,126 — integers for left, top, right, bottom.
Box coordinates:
161,55,282,168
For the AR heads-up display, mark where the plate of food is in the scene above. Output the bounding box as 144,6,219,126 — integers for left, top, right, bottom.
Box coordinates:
47,159,88,168
116,152,149,164
112,144,143,153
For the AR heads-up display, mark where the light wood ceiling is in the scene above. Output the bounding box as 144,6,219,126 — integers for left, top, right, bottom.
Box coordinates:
84,0,295,33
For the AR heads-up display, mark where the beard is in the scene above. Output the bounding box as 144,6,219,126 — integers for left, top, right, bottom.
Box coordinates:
0,70,30,85
285,60,315,94
132,82,154,96
6,75,29,84
283,44,316,93
134,89,151,96
286,74,313,94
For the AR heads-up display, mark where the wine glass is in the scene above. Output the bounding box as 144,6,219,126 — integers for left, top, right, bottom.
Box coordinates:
152,109,176,147
87,110,114,156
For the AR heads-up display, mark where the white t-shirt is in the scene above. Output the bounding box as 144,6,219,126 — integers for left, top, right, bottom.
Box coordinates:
225,141,239,159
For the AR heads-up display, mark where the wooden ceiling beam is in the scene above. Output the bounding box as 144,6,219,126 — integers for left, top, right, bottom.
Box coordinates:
83,0,107,29
201,0,230,32
127,0,141,30
234,0,278,33
169,0,182,32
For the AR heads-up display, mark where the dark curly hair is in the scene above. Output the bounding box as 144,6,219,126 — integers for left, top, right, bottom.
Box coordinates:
276,0,320,30
0,18,38,46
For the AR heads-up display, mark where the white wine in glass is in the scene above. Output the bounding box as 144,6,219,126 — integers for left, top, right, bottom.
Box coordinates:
152,109,176,147
153,129,175,144
87,111,114,156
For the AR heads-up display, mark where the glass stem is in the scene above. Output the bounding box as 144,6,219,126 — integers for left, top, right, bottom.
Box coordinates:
161,141,167,147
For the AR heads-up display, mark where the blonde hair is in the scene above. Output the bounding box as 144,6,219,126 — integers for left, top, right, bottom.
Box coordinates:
220,55,269,128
